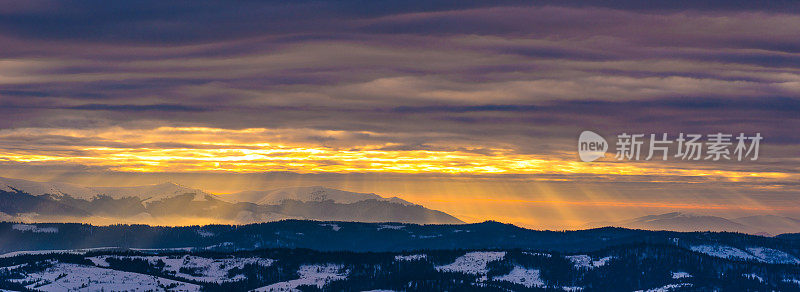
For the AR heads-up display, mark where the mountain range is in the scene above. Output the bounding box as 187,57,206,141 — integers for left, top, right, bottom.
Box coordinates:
225,186,414,206
588,212,800,236
0,176,462,225
3,176,800,235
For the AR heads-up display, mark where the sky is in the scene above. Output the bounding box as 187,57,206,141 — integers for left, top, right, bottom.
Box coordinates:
1,0,799,228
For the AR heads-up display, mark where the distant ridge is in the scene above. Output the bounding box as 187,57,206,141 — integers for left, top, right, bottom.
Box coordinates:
0,177,215,202
0,176,462,225
222,186,414,205
587,212,800,236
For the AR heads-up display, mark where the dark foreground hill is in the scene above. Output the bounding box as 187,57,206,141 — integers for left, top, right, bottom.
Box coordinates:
1,221,799,291
1,220,799,254
1,242,799,291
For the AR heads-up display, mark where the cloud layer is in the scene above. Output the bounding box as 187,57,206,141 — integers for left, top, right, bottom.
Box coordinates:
1,0,799,222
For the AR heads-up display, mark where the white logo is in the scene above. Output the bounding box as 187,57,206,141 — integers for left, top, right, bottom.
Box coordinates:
578,131,761,162
578,131,608,162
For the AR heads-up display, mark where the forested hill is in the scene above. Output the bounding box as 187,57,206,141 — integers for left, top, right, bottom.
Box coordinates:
0,220,797,255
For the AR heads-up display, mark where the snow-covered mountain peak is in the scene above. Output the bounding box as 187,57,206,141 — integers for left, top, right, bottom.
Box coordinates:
0,176,216,202
0,176,98,199
223,186,414,206
0,176,414,207
0,176,461,224
90,182,215,202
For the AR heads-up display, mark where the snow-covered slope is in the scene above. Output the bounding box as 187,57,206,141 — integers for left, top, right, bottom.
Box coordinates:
0,176,462,224
88,255,274,283
8,262,201,291
252,263,348,291
435,251,506,275
0,176,216,202
493,266,545,288
690,245,757,261
0,177,411,206
222,186,413,205
0,176,97,199
690,245,800,264
566,255,614,269
91,182,216,202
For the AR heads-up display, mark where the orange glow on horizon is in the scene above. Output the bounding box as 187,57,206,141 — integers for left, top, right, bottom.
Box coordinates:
0,126,792,183
422,198,800,212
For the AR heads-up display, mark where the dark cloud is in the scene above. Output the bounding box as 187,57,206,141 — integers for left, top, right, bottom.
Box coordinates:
66,103,207,112
0,1,797,44
393,104,542,113
0,0,798,180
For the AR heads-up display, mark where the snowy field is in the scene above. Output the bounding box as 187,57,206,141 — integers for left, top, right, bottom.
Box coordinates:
0,244,795,291
671,271,692,279
690,245,757,261
87,255,274,283
492,266,544,288
0,247,118,259
435,251,506,275
565,255,614,269
7,263,200,292
634,283,693,292
746,247,800,264
394,254,426,262
11,224,58,234
252,264,348,292
690,245,800,264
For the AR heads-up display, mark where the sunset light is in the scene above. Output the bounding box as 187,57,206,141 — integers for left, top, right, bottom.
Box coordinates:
1,1,799,290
